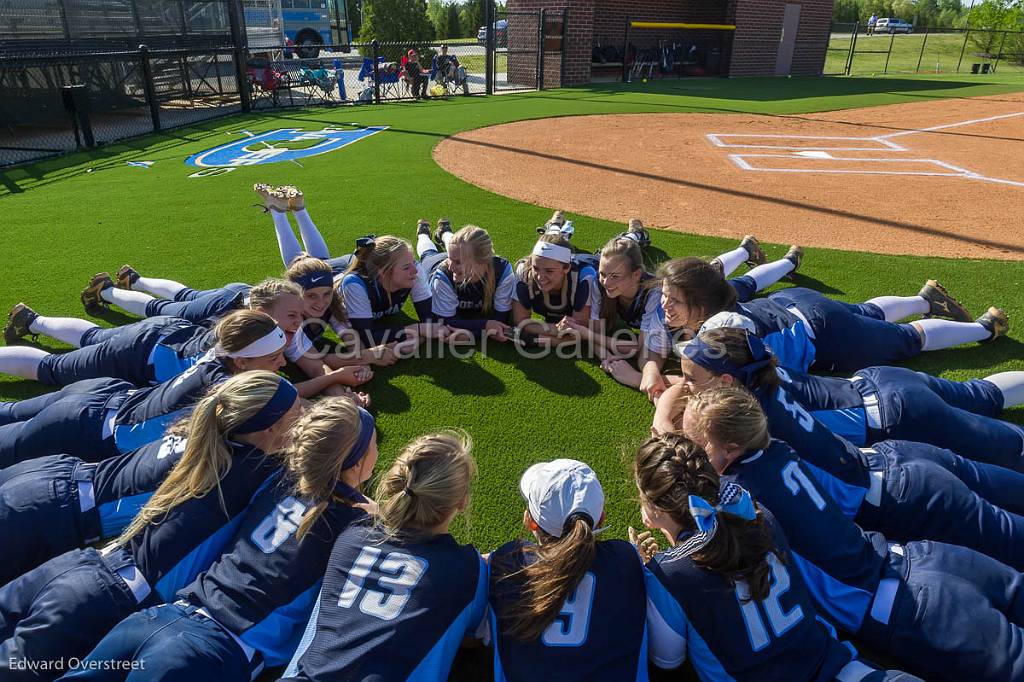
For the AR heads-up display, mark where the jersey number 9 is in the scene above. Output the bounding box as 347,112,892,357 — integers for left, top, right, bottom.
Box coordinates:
541,572,596,647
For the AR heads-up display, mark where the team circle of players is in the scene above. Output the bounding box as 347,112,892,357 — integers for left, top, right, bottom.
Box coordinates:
0,184,1019,681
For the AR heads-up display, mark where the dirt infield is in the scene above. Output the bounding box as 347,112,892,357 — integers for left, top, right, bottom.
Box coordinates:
434,94,1024,260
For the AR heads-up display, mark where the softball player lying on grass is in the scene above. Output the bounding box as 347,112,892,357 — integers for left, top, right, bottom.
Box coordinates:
0,372,301,681
416,220,517,343
557,220,802,400
633,436,919,681
4,280,371,397
653,327,1024,571
65,397,379,679
0,311,296,468
678,386,1024,682
486,459,649,681
282,431,486,682
255,184,441,352
690,321,1024,469
659,257,1008,374
0,431,187,588
511,231,600,348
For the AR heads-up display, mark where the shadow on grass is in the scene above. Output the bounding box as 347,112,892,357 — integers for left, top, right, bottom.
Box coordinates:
784,271,845,296
403,343,507,397
512,350,603,398
913,335,1024,374
571,74,996,102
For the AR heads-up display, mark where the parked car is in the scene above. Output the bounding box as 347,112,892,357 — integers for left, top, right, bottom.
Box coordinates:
477,19,508,47
875,18,913,34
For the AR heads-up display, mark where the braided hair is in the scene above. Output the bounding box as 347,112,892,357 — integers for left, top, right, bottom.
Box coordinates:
634,432,775,601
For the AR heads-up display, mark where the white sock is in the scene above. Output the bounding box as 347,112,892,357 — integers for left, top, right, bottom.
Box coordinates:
0,347,46,380
985,371,1024,409
416,233,437,259
134,276,186,299
29,315,99,348
867,295,929,322
441,230,453,250
272,210,304,267
917,319,991,351
747,258,795,291
100,288,157,317
293,208,331,260
713,245,748,277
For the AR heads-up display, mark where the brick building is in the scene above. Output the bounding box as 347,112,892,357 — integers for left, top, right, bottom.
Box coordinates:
505,0,834,86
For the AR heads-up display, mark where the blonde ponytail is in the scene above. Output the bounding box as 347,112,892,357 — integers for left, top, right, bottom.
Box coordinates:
375,430,475,537
449,226,497,314
117,371,289,544
283,397,365,540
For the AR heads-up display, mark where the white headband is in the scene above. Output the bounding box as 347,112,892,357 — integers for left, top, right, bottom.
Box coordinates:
221,327,287,358
532,241,572,264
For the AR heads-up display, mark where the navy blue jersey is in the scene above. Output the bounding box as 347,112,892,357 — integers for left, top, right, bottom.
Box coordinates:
431,256,515,322
734,298,816,373
591,274,669,355
515,257,597,323
645,509,858,681
721,439,890,633
178,476,369,666
112,359,229,453
91,433,190,540
772,367,868,446
488,539,648,682
148,324,217,384
284,523,488,682
339,269,432,345
126,442,279,602
753,381,872,518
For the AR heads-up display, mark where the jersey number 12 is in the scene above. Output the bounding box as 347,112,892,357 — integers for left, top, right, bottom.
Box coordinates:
736,555,803,652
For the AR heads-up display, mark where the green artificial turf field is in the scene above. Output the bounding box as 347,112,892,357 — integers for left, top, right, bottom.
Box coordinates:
2,72,1023,564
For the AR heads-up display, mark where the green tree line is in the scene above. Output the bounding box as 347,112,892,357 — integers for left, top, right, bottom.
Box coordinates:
834,0,1023,32
353,0,507,43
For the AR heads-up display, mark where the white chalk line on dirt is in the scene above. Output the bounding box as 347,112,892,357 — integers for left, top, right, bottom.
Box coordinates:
709,111,1024,188
706,133,907,151
877,111,1024,139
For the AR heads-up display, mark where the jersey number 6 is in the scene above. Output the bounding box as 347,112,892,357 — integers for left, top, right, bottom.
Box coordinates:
338,546,428,621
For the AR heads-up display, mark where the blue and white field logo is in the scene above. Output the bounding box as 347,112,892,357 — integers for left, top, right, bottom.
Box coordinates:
186,125,387,168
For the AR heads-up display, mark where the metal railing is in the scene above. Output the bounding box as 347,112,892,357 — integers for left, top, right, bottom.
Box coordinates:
825,23,1024,76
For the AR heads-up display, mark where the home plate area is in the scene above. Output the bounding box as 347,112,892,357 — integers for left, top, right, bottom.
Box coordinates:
707,112,1024,186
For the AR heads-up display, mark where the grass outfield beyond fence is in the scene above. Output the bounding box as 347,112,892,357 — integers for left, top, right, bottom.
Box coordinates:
826,30,1024,76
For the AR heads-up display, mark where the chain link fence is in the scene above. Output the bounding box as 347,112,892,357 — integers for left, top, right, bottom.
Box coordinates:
825,23,1024,77
1,0,558,167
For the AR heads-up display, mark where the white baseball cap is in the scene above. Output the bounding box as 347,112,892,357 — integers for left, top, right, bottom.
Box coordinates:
519,459,605,538
698,311,756,336
674,312,757,357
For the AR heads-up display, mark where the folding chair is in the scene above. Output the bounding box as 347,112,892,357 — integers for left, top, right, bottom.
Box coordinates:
245,58,290,106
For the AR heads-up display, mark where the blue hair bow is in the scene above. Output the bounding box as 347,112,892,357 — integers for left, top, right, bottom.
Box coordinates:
670,483,756,559
355,234,377,250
